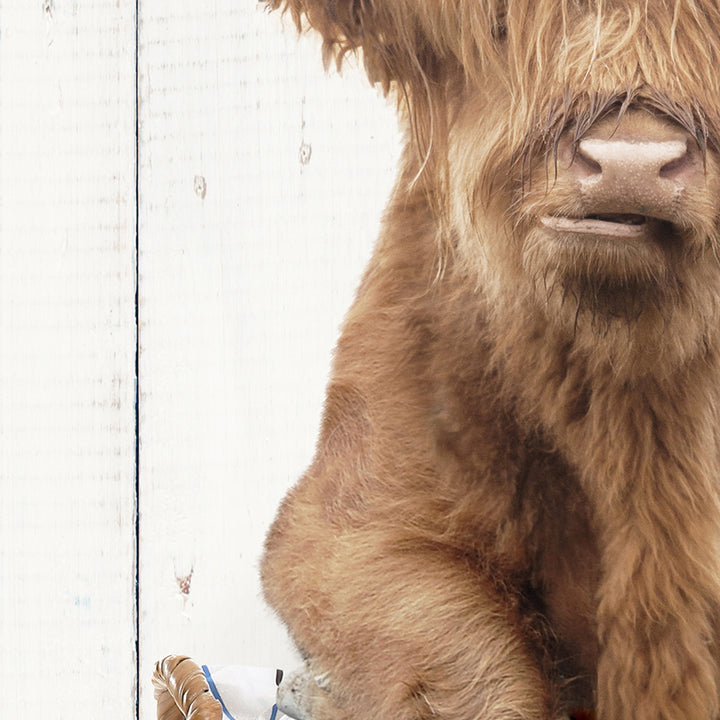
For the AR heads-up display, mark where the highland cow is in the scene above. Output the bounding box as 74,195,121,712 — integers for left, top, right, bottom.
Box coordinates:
260,2,720,719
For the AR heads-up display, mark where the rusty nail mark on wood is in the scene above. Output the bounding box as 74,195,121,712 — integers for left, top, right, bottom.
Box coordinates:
176,568,193,595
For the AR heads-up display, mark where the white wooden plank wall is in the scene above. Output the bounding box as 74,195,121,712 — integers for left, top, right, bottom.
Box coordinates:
0,0,137,716
1,1,400,716
137,2,401,716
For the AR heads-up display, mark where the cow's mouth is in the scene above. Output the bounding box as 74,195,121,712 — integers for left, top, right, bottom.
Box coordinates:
585,213,646,225
540,214,649,237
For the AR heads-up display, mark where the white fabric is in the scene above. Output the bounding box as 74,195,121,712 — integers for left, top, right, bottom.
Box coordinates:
203,664,290,720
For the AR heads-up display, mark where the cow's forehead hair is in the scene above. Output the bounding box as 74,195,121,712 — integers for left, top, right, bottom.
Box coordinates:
488,1,720,149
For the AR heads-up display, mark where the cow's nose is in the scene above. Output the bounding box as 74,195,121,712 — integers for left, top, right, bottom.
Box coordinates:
577,137,693,183
569,134,703,216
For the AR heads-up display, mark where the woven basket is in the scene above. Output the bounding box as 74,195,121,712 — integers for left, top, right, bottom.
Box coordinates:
153,655,223,720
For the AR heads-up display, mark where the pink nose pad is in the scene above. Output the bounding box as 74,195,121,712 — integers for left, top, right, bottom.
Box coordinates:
571,137,700,212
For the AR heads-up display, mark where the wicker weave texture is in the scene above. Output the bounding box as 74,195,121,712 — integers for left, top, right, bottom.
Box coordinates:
153,655,223,720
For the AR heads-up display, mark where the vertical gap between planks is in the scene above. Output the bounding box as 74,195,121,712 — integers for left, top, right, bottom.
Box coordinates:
134,0,141,716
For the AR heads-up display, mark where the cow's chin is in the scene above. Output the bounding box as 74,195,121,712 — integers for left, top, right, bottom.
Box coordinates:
512,220,715,375
523,220,678,316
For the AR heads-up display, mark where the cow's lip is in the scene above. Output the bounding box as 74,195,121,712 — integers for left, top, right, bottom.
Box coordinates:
540,214,649,238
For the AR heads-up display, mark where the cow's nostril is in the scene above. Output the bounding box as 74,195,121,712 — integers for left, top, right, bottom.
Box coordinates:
571,144,602,177
659,144,695,180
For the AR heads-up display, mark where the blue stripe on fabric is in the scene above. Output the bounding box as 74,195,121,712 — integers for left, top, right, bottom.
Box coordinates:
202,665,237,720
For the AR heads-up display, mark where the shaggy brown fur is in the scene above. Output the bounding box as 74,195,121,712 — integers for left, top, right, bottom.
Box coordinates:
261,2,720,719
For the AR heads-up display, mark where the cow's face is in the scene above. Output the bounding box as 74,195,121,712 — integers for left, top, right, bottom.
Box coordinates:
271,0,720,368
437,2,720,369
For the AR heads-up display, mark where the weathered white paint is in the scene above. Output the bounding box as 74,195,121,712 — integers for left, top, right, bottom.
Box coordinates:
0,0,400,715
0,0,137,716
137,2,400,719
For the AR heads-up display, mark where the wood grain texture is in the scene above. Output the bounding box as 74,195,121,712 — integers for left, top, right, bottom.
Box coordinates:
137,2,399,718
0,1,137,715
0,1,399,715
